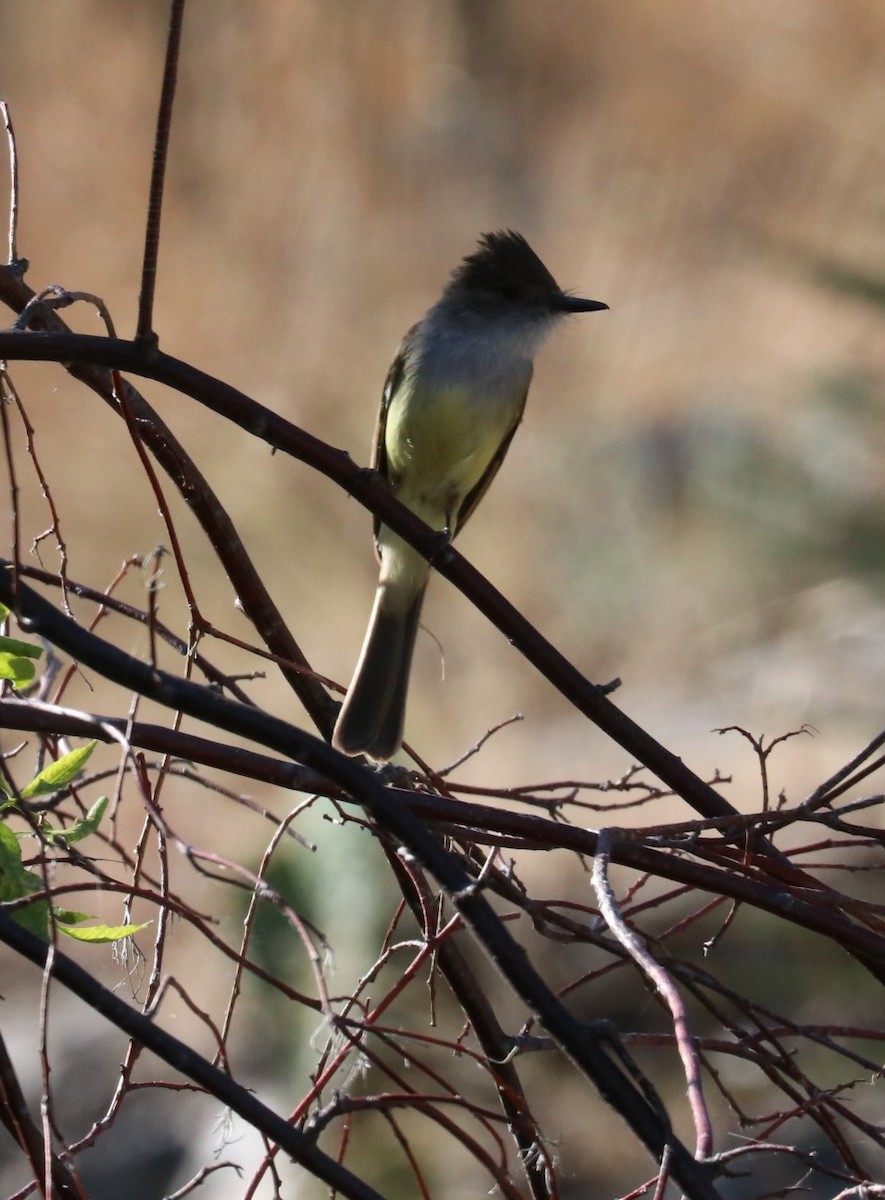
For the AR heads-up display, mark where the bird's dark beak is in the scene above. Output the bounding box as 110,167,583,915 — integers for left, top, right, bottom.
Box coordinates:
558,295,609,313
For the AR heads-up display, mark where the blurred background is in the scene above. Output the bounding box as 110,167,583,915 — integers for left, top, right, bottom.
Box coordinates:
1,2,884,1197
3,0,884,786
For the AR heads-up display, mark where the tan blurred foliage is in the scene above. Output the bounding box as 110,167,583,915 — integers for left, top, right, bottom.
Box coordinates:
3,0,884,787
2,5,885,1196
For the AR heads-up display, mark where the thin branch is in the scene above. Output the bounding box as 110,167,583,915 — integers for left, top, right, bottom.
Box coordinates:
0,565,721,1199
1,100,20,266
136,0,187,343
0,328,801,843
800,730,885,811
2,695,884,967
0,287,337,737
0,910,386,1200
593,829,712,1160
0,1027,87,1200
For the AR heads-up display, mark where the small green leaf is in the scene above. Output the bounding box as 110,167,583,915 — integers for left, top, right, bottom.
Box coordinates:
0,824,49,939
0,633,43,661
57,920,151,944
0,822,39,896
45,795,109,846
21,741,97,800
0,616,41,687
0,650,37,688
52,909,92,925
12,897,50,940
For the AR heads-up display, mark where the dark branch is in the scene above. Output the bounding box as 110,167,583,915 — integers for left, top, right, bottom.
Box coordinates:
0,564,721,1197
0,909,386,1200
136,0,187,344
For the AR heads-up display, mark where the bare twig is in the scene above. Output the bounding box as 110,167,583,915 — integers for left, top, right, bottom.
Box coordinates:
0,566,722,1199
0,910,387,1200
0,1028,87,1199
1,100,20,266
136,0,187,343
592,829,713,1160
0,327,822,848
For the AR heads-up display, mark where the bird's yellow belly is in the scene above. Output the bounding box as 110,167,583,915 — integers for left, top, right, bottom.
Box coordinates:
385,385,509,528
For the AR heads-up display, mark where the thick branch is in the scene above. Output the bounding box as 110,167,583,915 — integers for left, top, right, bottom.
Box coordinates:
0,564,720,1197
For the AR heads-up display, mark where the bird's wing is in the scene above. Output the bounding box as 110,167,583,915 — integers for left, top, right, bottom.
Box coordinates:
453,373,531,536
370,325,416,548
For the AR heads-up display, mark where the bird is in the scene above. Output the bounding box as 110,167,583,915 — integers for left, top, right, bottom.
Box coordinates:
332,230,608,761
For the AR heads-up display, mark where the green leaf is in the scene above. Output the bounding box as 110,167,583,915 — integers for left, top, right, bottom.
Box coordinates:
11,896,50,940
0,824,49,939
21,741,98,800
0,823,38,896
0,628,42,686
45,795,109,846
52,909,92,925
57,920,151,944
0,656,35,688
0,634,43,661
0,616,41,688
0,650,37,688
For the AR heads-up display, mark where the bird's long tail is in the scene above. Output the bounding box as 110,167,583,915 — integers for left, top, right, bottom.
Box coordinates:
332,575,427,761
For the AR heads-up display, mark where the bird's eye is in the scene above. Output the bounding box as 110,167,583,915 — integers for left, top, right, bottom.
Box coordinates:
497,284,519,300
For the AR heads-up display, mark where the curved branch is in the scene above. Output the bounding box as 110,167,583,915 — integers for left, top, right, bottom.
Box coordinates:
0,909,385,1200
0,326,780,833
0,563,720,1198
0,281,338,739
2,697,883,970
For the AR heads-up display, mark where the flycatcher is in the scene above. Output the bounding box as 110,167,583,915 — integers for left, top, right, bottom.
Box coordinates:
332,230,608,761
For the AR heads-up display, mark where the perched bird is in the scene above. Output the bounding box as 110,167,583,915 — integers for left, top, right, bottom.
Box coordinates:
332,230,607,761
